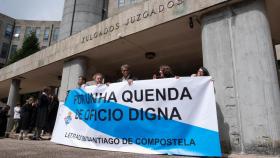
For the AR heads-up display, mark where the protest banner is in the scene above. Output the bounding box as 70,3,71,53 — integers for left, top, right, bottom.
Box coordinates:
51,77,221,157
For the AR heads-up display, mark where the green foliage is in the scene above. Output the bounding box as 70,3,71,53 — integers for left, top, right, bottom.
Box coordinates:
7,32,40,65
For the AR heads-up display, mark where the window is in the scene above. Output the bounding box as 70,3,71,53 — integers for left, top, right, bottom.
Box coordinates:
44,27,50,41
52,27,59,41
118,0,125,7
0,43,9,59
13,26,21,40
10,45,17,57
25,26,32,38
5,24,13,39
35,27,41,39
118,0,138,7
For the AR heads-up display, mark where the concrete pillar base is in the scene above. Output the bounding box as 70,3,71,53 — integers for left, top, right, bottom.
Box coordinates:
202,0,280,155
5,79,20,136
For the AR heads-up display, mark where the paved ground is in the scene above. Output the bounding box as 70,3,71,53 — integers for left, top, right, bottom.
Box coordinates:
0,138,279,158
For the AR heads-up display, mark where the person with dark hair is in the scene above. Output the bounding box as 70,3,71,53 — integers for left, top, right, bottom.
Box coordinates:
117,64,137,85
191,67,210,77
19,97,33,140
28,99,38,133
0,105,10,137
47,95,59,135
77,76,87,89
31,87,51,140
153,65,175,79
11,103,21,134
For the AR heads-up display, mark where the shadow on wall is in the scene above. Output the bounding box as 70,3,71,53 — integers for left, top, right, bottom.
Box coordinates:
216,103,232,155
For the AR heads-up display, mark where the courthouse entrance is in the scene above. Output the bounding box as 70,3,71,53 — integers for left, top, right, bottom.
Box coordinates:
0,14,203,100
82,15,203,81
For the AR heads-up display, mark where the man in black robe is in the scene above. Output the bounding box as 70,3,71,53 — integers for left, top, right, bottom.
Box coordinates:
0,105,10,137
31,87,50,140
47,95,59,135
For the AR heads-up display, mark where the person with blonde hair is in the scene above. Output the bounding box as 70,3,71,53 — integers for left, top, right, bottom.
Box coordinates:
92,73,104,85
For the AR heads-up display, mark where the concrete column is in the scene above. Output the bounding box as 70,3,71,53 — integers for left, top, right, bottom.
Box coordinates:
202,0,280,155
58,57,87,101
59,0,104,40
6,79,20,135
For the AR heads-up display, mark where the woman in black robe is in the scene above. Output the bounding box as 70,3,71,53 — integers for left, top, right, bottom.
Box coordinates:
19,98,33,139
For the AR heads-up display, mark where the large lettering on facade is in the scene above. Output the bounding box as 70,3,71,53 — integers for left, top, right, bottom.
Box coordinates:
81,0,185,43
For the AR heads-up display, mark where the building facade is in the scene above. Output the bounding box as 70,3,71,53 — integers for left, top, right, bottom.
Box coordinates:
0,13,15,67
9,20,60,58
0,12,60,68
0,0,280,156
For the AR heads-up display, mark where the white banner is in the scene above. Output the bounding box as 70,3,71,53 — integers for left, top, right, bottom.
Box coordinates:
51,77,221,157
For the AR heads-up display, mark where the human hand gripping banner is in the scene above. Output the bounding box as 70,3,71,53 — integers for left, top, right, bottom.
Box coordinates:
51,77,221,157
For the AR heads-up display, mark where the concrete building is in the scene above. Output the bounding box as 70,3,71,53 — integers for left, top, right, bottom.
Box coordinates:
0,14,15,67
9,20,60,58
0,12,60,68
0,0,280,156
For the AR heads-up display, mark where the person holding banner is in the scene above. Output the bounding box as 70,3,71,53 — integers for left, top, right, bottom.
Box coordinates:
191,67,210,77
92,73,104,85
117,64,137,85
153,65,175,79
77,76,87,89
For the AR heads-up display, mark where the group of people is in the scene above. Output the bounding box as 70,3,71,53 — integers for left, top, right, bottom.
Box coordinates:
0,64,210,139
0,87,59,140
77,64,210,88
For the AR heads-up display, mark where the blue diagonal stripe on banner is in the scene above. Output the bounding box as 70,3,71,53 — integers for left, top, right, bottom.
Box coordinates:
64,88,221,157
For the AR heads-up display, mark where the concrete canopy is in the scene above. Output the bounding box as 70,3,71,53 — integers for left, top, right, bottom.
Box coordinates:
0,0,280,100
0,15,202,99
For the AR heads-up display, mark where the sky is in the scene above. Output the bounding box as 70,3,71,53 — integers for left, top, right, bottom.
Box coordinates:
0,0,64,21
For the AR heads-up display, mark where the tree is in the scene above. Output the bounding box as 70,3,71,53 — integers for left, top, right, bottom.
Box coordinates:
7,32,40,65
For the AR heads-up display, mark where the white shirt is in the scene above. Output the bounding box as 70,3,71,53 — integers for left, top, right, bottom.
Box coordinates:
14,106,21,119
80,84,87,89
